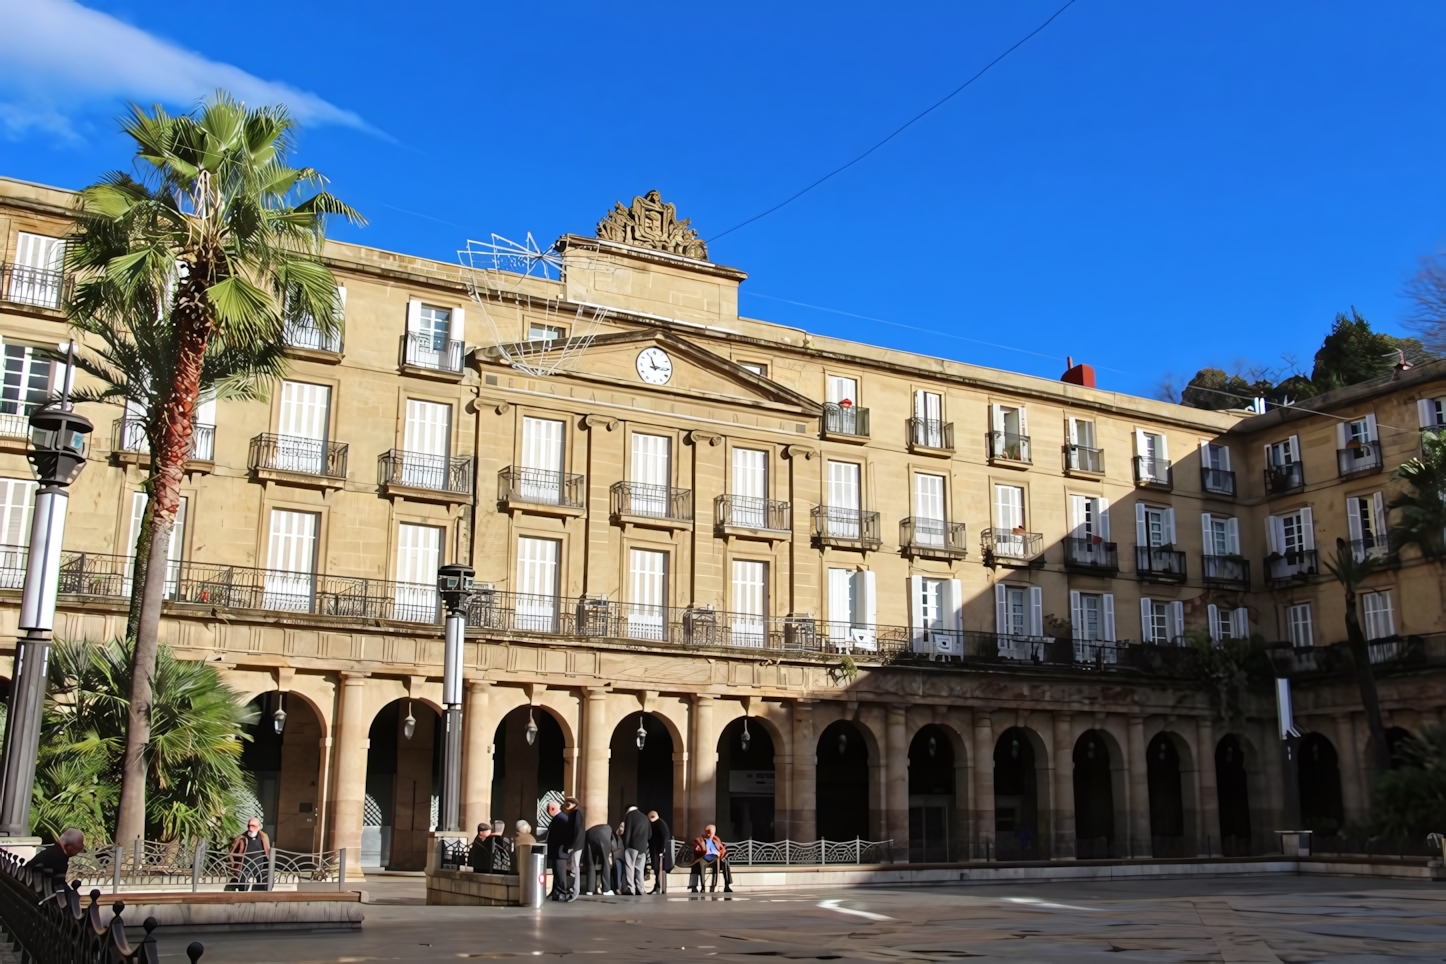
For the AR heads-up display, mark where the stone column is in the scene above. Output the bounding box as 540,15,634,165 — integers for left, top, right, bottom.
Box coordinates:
691,695,717,835
461,679,492,832
1052,712,1075,859
1196,716,1218,856
327,673,369,878
885,705,909,856
582,688,609,824
1334,713,1365,827
1126,715,1149,857
791,701,816,841
972,713,995,860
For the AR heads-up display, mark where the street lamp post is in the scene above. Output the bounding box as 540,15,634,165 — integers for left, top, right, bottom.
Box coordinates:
0,402,93,837
437,563,474,834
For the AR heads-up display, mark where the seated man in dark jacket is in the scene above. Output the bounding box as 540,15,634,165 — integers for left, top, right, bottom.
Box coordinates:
27,828,85,892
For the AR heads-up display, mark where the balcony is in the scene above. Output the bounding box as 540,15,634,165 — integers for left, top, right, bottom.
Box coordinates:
379,450,473,505
111,416,216,470
249,433,348,489
1265,462,1304,495
900,517,967,561
1136,546,1187,582
1201,467,1236,498
987,431,1031,466
2,262,69,310
1337,441,1383,477
283,319,343,359
822,403,869,441
981,527,1043,566
1349,534,1396,566
498,466,585,517
401,331,466,378
1265,549,1319,585
1133,456,1172,489
610,482,693,531
1065,445,1104,475
1202,554,1250,589
907,418,953,455
1065,537,1118,572
0,410,30,453
812,506,882,551
715,495,791,542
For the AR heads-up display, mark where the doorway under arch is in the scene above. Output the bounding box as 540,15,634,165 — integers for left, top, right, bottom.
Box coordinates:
1216,734,1252,856
1298,732,1344,835
1147,733,1186,857
1073,730,1116,859
908,725,955,862
238,691,324,851
718,716,776,841
491,705,566,834
609,713,675,828
364,699,441,871
995,727,1044,860
817,720,869,841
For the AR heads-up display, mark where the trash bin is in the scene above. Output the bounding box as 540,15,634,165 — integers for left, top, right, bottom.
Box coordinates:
518,845,546,908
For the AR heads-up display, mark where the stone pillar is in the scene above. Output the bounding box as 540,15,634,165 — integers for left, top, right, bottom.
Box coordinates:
327,673,369,878
1052,712,1075,859
1126,715,1149,857
461,679,492,832
972,713,995,860
582,688,609,824
885,705,909,856
1196,716,1218,855
1334,712,1365,827
791,701,816,841
691,695,717,835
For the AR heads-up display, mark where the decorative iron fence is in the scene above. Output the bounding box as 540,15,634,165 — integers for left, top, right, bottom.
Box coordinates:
498,466,585,508
907,418,952,451
1065,444,1103,473
283,319,342,353
437,837,514,873
609,482,692,522
1,262,70,310
64,839,345,893
402,331,465,373
715,495,791,532
670,838,894,867
1065,537,1118,570
1133,456,1172,487
1200,466,1236,497
1336,442,1383,476
822,403,869,437
249,433,348,480
1265,549,1318,584
1136,546,1187,581
900,518,967,557
812,506,881,549
379,450,473,495
981,527,1042,561
1201,554,1250,588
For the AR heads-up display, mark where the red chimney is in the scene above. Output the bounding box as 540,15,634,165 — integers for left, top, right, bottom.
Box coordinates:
1061,360,1096,388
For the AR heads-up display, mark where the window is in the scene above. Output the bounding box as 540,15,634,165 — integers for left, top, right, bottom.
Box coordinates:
1207,604,1248,642
515,536,560,631
627,548,668,640
1362,591,1395,640
418,305,452,350
276,381,331,474
405,300,464,370
1286,603,1313,646
1417,397,1446,430
528,323,563,343
1200,441,1234,494
914,473,946,546
913,575,962,655
1070,591,1116,642
1135,503,1176,548
825,375,862,434
1267,508,1314,556
826,375,858,407
1338,415,1380,472
8,233,64,307
394,524,442,622
1204,443,1230,471
0,477,37,548
731,559,768,647
825,461,862,539
990,403,1029,460
1347,492,1386,560
913,390,944,447
1267,438,1298,466
0,345,53,430
1069,418,1096,449
1139,597,1184,644
827,568,876,649
731,448,768,527
401,399,452,488
127,492,187,596
1201,513,1239,556
1069,494,1111,566
520,416,566,504
993,484,1026,556
264,509,318,612
1135,429,1169,482
738,361,767,377
283,285,345,352
994,583,1042,641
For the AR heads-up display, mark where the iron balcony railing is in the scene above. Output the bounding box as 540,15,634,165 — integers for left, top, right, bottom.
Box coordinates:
1202,554,1250,588
402,331,465,373
1201,467,1236,497
907,418,953,451
0,409,30,441
283,319,342,353
1265,462,1304,494
67,838,346,892
249,432,348,480
1265,548,1318,584
900,517,967,557
1133,456,1172,487
715,494,791,532
380,450,473,494
987,431,1031,464
811,506,882,549
822,402,869,437
1337,441,1383,476
981,527,1043,561
609,481,693,522
1064,537,1118,570
498,466,585,508
1,262,70,310
1065,444,1104,473
112,416,216,462
670,837,895,867
1349,534,1394,564
1136,546,1187,580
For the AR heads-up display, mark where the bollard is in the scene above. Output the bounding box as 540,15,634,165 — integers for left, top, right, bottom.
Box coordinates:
192,841,205,893
338,847,347,892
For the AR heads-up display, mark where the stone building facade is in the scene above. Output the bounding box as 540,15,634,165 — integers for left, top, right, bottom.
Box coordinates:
0,177,1440,869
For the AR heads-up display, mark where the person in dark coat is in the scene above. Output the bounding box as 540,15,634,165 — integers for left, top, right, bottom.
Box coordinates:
26,828,84,892
646,810,673,894
582,822,617,895
541,800,569,900
466,823,491,872
563,798,586,901
621,805,651,895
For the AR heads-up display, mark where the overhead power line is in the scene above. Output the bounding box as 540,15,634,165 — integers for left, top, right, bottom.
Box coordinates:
707,0,1080,244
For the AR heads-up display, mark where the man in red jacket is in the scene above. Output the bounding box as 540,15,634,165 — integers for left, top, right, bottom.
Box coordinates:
687,824,733,892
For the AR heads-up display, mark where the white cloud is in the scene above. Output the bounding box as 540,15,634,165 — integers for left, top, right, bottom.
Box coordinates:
0,0,372,139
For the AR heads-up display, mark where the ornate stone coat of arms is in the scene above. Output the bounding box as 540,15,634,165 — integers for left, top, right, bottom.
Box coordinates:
596,190,708,261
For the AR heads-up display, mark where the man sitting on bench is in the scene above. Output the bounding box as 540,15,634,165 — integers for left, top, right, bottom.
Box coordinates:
687,824,733,893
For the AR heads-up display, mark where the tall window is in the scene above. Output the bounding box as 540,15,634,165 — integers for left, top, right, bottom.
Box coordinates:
264,509,318,612
1347,492,1386,560
8,233,64,307
627,548,667,640
0,345,52,435
1069,418,1096,449
1136,429,1168,481
825,461,861,539
1286,603,1313,646
418,305,452,351
515,536,560,632
401,399,451,488
1136,504,1175,548
1202,513,1239,556
394,524,442,621
1362,591,1395,640
1070,591,1115,642
520,416,565,504
994,583,1041,638
993,484,1025,556
827,568,876,648
277,381,331,474
990,404,1027,460
629,433,672,516
1418,397,1446,430
1267,437,1298,466
826,375,860,434
914,390,943,447
914,473,946,546
731,448,768,528
0,477,37,547
826,375,858,407
730,559,767,647
1203,443,1230,470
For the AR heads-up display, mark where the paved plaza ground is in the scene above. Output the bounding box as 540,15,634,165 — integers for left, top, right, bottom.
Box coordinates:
161,875,1446,963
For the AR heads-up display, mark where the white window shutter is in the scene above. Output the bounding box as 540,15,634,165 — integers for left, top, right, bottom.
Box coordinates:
1373,491,1386,535
336,285,347,316
1289,435,1300,462
1158,433,1169,461
1336,421,1348,448
1098,498,1111,541
1017,406,1029,437
1300,506,1315,549
990,404,1003,433
195,396,217,425
1134,428,1146,456
1346,497,1362,542
1198,440,1210,461
1135,502,1147,545
1201,513,1213,550
1070,590,1083,641
1419,399,1435,428
449,306,466,344
1231,607,1249,639
828,569,851,626
1365,413,1378,441
994,582,1008,635
1169,601,1185,643
911,575,926,641
1028,585,1043,637
1140,597,1152,641
946,579,963,634
1226,517,1240,554
860,570,877,626
1263,442,1272,466
1265,516,1280,554
1207,604,1220,643
406,298,422,332
1071,495,1087,538
1068,418,1079,445
1164,508,1177,545
1220,446,1231,472
1102,594,1115,641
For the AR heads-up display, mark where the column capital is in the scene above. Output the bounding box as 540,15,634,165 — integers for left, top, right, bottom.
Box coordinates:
692,693,715,706
973,712,993,730
583,686,609,700
339,671,370,685
465,677,492,693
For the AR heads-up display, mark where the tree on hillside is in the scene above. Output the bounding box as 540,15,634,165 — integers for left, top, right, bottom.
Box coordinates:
1311,309,1432,391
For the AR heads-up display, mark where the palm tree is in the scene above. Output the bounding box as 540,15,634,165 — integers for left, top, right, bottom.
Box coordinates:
1322,538,1391,774
68,93,361,846
1390,430,1446,560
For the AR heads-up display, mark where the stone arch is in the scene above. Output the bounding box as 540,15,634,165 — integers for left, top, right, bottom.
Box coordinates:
1299,731,1344,835
238,688,327,852
1215,733,1257,856
608,712,676,829
995,726,1050,860
1073,729,1120,859
1146,731,1191,857
717,716,777,842
491,703,568,834
908,724,956,862
817,719,871,841
364,697,442,871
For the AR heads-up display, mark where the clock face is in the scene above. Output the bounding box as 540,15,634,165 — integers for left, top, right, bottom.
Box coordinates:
636,347,673,385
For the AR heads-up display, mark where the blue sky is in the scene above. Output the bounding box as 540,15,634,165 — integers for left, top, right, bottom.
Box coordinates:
2,1,1444,398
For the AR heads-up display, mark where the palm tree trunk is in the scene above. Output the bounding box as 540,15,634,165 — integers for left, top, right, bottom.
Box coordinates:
125,484,154,643
1344,590,1391,775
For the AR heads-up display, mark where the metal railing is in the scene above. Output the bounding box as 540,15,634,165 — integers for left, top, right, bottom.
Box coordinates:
1064,537,1118,570
981,527,1042,561
65,839,345,893
907,418,952,451
987,431,1031,463
1136,546,1187,580
249,433,347,480
822,403,869,437
0,410,30,441
283,319,342,353
111,417,216,462
1,262,70,310
1202,554,1250,588
1265,549,1319,584
1201,467,1236,497
812,506,881,549
380,450,473,495
402,331,465,373
1337,442,1383,476
1133,455,1172,487
609,482,693,522
715,495,791,532
1348,534,1394,564
498,466,585,508
1065,444,1103,473
437,837,514,873
671,838,894,867
900,517,967,557
1265,462,1304,494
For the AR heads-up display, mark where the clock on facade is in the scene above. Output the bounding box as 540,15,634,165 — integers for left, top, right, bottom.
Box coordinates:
636,347,673,384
